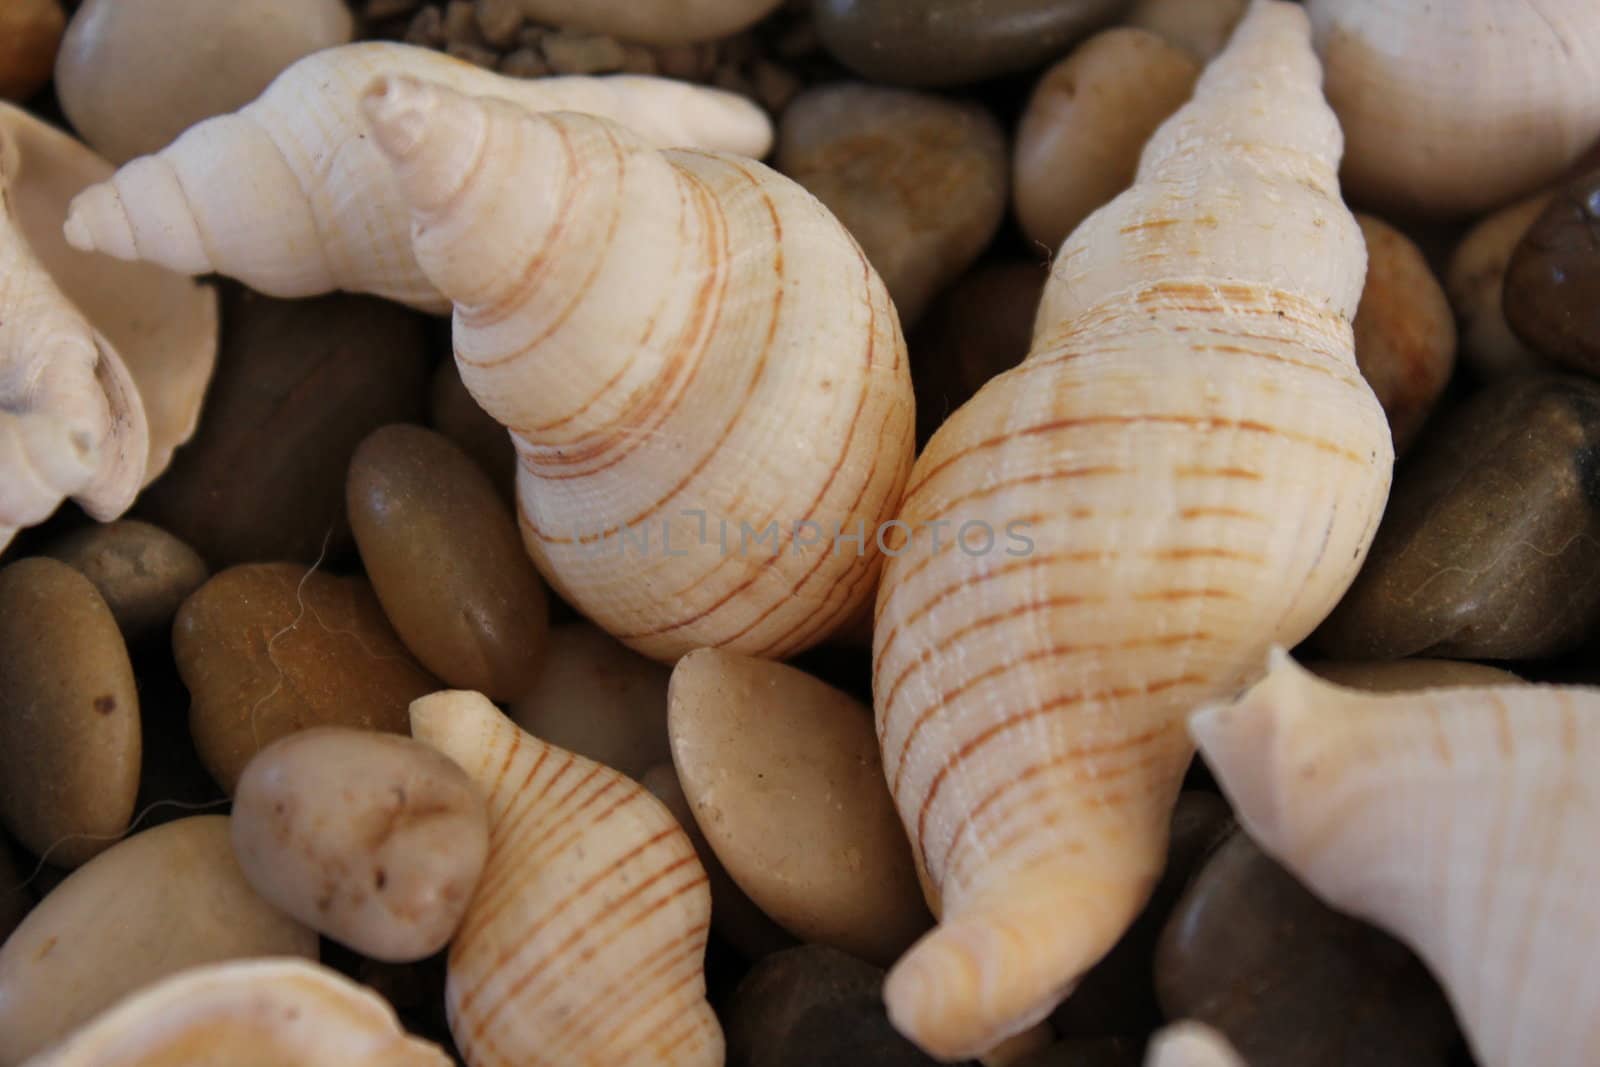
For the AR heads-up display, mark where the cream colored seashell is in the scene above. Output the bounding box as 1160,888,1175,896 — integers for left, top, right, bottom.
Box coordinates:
1307,0,1600,217
367,76,914,662
63,42,774,315
1144,1022,1245,1067
23,959,449,1067
872,2,1393,1058
0,104,216,550
1446,192,1556,379
410,690,722,1067
1191,650,1600,1067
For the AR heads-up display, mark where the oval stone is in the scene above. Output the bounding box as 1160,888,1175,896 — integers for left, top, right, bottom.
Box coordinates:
814,0,1129,88
0,557,140,867
777,84,1007,326
1315,375,1600,660
44,520,208,640
1504,166,1600,374
1307,659,1521,693
1446,192,1556,380
138,289,429,568
174,562,439,793
349,424,548,701
0,816,316,1064
668,648,931,966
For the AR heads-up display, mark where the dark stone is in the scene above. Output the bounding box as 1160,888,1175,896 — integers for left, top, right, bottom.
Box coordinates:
137,288,430,568
1504,166,1600,373
1014,1036,1143,1067
1314,374,1600,660
1051,792,1235,1037
814,0,1129,88
725,945,954,1067
1155,830,1460,1067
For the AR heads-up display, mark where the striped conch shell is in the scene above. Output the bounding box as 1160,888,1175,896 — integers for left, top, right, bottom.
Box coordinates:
1307,0,1600,217
1144,1023,1246,1067
364,76,914,662
410,690,721,1067
23,958,448,1067
1192,650,1600,1067
1,102,216,550
871,1,1393,1057
62,42,774,314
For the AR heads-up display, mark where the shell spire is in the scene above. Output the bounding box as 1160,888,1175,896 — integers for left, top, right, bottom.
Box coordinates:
1192,652,1600,1067
409,691,722,1067
364,75,914,662
61,42,774,314
871,1,1392,1058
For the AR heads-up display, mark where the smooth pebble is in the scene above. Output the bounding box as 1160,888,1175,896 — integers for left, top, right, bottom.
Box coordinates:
516,0,783,46
1446,193,1556,380
44,520,208,640
428,358,515,502
0,0,64,102
1504,165,1600,374
1123,0,1247,61
1307,659,1522,693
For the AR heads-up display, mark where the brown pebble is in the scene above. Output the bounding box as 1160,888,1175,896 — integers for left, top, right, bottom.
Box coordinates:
0,0,64,102
499,47,550,78
509,622,670,778
0,845,28,942
348,425,548,701
474,0,524,48
428,359,515,502
44,520,208,640
364,0,423,20
446,41,500,68
232,727,489,962
1504,166,1600,373
1353,214,1456,452
138,290,428,568
174,563,439,793
668,648,931,966
540,29,628,75
0,558,140,867
1447,192,1556,380
778,83,1008,325
405,5,446,46
442,0,482,43
1307,659,1521,693
1315,374,1600,660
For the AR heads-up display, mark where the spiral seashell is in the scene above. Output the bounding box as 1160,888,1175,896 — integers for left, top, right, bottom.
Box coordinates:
409,690,721,1067
1144,1022,1246,1067
870,2,1393,1057
1,102,216,550
365,75,914,661
23,958,449,1067
1192,650,1600,1067
62,42,774,314
1307,0,1600,217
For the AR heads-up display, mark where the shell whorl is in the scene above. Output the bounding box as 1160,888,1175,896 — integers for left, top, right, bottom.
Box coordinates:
871,2,1393,1058
1192,653,1600,1067
367,75,915,662
61,42,775,313
409,691,722,1067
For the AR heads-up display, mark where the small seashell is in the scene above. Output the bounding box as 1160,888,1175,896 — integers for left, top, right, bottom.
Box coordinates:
0,816,316,1064
367,75,914,660
1124,0,1249,62
1307,0,1600,216
1446,192,1557,379
23,958,450,1067
0,104,217,550
231,727,490,963
410,689,722,1067
668,649,932,965
1191,650,1600,1067
62,42,774,313
1143,1023,1245,1067
0,0,64,103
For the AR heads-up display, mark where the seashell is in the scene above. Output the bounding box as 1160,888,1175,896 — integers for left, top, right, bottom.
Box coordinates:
0,104,216,549
409,689,722,1067
871,2,1393,1058
1124,0,1249,62
1307,0,1600,217
1190,650,1600,1067
1144,1022,1245,1067
23,958,450,1067
367,75,915,661
62,42,774,314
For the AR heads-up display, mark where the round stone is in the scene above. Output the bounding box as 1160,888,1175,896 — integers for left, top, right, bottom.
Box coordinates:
44,520,208,640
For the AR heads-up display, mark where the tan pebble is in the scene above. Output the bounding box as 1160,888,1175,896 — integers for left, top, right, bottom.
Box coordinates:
0,558,139,867
44,520,208,640
349,425,548,701
446,42,501,69
442,0,483,44
0,0,64,102
509,622,671,778
406,5,446,46
1353,214,1456,452
474,0,523,47
0,816,316,1064
499,47,550,78
540,29,628,75
54,0,354,164
1014,28,1200,254
1306,659,1522,693
428,359,515,502
1124,0,1248,61
1447,192,1557,379
232,727,489,962
174,563,440,794
642,763,796,959
667,648,932,966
